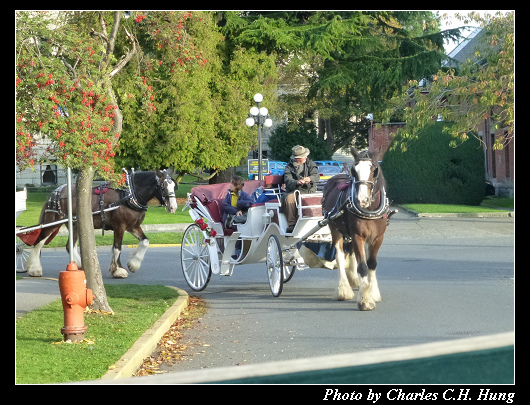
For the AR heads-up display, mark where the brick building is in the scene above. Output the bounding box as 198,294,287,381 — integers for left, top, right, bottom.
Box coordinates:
368,122,405,158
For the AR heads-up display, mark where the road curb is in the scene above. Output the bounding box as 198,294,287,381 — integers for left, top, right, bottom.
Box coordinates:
100,286,189,381
395,205,514,218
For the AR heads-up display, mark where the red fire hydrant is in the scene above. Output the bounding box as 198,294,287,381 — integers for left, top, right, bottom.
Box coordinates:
58,261,95,342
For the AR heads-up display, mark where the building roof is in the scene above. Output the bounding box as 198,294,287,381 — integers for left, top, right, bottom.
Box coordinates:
442,27,485,68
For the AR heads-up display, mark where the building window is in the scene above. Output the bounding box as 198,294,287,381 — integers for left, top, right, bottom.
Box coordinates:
41,164,58,185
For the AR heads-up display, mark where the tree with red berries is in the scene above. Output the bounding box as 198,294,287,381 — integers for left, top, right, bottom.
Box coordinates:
16,11,144,311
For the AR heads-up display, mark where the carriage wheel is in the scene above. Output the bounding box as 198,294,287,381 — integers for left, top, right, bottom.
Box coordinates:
181,224,212,291
16,236,30,273
266,234,284,297
283,265,296,283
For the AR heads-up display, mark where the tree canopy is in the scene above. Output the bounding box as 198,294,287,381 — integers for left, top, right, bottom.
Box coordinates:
16,11,134,182
17,11,467,176
114,11,278,179
383,11,514,152
16,11,146,311
219,11,462,153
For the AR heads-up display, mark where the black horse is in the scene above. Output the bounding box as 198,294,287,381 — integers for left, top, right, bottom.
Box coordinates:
322,148,393,310
25,170,178,278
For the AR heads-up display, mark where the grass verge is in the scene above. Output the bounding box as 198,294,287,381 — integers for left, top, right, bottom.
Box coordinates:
401,204,504,214
401,197,514,214
16,284,180,384
44,232,184,248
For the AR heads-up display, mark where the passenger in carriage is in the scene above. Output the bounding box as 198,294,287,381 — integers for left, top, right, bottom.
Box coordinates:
221,175,255,229
281,145,320,233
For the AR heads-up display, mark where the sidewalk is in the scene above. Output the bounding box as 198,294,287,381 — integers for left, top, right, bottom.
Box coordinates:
16,224,192,318
15,277,60,319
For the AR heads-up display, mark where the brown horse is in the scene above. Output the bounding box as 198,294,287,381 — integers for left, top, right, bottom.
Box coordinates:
25,170,177,278
322,148,391,310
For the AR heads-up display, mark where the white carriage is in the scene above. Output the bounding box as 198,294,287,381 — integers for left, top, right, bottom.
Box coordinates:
181,175,341,297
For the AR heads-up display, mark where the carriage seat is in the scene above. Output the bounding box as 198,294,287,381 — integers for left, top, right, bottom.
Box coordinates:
250,174,283,207
297,192,324,218
264,175,283,188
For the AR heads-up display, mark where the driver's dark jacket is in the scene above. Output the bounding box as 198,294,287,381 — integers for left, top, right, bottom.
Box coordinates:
283,158,320,194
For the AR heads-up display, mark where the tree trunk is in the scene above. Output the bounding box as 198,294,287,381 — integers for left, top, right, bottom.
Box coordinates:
209,167,235,184
76,166,112,312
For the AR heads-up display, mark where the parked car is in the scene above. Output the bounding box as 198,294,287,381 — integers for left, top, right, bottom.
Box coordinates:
317,165,342,191
314,160,344,167
269,161,287,176
248,160,288,179
318,165,342,180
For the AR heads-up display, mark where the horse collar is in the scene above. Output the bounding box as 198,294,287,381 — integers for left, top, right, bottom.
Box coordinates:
347,181,389,220
122,170,148,212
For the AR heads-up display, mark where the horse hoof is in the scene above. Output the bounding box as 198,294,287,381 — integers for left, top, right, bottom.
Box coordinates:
335,285,355,301
112,267,129,278
28,268,42,277
127,259,140,273
358,300,376,311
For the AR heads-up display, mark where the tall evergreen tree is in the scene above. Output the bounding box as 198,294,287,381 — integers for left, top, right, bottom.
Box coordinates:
220,11,462,153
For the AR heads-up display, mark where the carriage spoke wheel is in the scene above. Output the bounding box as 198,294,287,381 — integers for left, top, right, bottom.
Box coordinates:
283,265,296,283
181,224,212,291
266,234,284,297
16,236,30,273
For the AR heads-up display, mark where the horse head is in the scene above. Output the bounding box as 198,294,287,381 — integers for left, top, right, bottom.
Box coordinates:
351,147,382,209
156,169,178,214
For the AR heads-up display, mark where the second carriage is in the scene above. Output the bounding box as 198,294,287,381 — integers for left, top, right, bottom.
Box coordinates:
180,175,340,297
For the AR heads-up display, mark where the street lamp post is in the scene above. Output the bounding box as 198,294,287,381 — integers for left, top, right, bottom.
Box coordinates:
246,93,272,180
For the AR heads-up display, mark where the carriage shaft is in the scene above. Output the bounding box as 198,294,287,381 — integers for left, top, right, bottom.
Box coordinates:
15,206,120,235
283,209,344,251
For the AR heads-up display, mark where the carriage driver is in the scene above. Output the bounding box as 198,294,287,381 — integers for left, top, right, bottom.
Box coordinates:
281,145,320,233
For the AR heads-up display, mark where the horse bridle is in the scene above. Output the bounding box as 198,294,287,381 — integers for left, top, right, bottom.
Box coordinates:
346,157,388,219
156,170,177,207
351,158,380,205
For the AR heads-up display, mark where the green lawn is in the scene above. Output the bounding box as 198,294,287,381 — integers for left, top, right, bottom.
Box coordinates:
401,204,502,214
16,284,180,384
480,197,514,209
43,232,184,248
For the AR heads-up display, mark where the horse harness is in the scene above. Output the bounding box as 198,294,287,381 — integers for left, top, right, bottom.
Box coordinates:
44,184,67,218
323,153,396,222
45,169,173,236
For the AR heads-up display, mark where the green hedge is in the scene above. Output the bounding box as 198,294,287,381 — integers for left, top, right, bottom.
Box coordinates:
381,122,485,205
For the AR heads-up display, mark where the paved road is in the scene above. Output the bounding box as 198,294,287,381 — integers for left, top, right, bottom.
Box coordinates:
21,211,514,373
